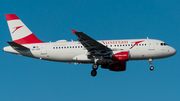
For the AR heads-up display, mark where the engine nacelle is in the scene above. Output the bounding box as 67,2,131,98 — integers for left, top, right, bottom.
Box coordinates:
101,62,126,71
109,62,126,71
111,51,129,61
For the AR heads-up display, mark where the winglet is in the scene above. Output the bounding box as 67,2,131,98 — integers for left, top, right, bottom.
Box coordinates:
71,29,77,34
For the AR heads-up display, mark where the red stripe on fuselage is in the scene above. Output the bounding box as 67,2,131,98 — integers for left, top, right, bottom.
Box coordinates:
5,14,19,21
130,40,144,49
13,33,44,44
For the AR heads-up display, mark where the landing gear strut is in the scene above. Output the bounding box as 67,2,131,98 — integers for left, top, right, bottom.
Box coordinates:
149,59,154,71
91,64,98,77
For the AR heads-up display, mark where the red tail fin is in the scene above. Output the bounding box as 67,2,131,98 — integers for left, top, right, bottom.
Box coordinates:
5,14,44,44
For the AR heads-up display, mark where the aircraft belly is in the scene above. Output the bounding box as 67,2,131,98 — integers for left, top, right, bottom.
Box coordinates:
129,49,150,60
47,49,88,62
149,49,170,59
72,54,93,62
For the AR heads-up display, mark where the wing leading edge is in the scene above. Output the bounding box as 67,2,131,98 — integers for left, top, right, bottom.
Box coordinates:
72,29,112,56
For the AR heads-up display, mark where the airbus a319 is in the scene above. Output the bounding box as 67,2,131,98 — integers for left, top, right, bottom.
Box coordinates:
3,14,176,77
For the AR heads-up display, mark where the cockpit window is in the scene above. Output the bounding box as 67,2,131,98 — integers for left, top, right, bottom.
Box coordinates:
161,43,168,46
164,43,168,45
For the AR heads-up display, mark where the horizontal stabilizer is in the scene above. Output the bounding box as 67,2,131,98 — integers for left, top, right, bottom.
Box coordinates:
7,41,29,50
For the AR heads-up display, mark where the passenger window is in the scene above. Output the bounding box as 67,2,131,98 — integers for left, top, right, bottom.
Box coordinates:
117,45,119,47
114,45,116,47
62,47,63,49
64,47,66,49
139,44,141,46
53,47,55,49
56,47,58,49
161,43,163,46
72,46,74,48
67,46,69,48
110,45,112,47
75,46,77,48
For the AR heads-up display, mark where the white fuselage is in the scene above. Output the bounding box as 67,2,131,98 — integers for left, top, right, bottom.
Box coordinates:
3,39,176,63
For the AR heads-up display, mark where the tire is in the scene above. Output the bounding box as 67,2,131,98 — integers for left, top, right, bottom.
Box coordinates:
150,66,154,71
92,64,98,70
91,70,97,77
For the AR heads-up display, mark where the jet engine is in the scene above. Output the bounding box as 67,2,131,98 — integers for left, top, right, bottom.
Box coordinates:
111,51,129,61
101,62,126,71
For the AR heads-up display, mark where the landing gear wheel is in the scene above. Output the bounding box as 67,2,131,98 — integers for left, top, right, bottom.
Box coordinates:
150,66,154,71
92,64,98,70
149,59,154,71
91,70,97,77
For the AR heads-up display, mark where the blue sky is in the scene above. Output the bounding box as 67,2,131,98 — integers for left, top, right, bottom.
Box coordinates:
0,0,180,101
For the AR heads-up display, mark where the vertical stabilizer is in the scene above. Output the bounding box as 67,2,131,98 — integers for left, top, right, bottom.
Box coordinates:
5,14,44,44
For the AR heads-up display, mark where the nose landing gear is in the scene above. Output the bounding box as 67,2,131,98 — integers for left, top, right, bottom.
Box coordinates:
149,59,154,71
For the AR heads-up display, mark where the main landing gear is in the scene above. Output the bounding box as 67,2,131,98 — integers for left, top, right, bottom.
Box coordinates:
91,57,99,77
91,64,98,77
149,58,154,71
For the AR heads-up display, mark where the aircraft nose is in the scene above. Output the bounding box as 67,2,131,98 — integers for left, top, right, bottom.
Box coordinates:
169,47,176,56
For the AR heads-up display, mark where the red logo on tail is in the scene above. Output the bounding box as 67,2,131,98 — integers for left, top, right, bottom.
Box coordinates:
12,26,23,33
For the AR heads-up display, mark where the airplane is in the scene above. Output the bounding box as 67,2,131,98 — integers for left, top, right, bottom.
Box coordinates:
3,14,176,77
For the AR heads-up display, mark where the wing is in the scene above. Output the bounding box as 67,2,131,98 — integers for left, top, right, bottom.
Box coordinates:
72,29,112,56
